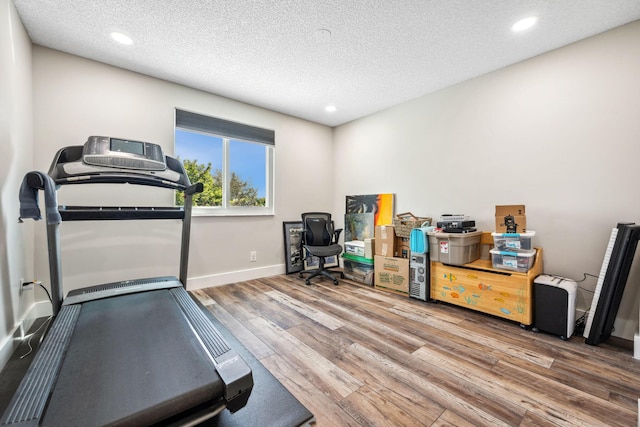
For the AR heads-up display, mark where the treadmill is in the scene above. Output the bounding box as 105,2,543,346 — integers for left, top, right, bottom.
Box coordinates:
2,136,253,426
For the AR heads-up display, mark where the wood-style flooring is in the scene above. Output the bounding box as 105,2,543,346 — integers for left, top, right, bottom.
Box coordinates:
192,274,640,427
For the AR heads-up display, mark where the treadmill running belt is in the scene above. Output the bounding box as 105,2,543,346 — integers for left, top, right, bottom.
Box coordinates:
42,290,224,426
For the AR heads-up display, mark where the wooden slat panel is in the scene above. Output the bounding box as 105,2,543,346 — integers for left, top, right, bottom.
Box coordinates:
348,342,516,426
197,292,275,360
248,316,362,400
389,304,554,368
265,289,346,330
192,275,640,427
260,353,361,427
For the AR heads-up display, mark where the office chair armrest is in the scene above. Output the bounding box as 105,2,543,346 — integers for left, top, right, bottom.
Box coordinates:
333,228,343,243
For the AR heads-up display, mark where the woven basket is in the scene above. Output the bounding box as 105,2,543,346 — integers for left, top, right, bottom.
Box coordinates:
392,212,432,238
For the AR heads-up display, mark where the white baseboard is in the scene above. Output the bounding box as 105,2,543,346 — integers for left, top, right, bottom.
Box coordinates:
186,264,285,291
634,333,640,360
0,300,53,371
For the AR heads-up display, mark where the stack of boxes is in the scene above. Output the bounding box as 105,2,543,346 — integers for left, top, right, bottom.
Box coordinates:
373,225,410,295
340,206,538,301
343,220,426,295
491,205,537,272
342,238,375,285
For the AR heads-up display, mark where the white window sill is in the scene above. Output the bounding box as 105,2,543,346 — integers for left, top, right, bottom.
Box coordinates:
191,206,274,217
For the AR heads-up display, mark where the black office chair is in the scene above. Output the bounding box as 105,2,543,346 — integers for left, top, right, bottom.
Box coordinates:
299,212,344,285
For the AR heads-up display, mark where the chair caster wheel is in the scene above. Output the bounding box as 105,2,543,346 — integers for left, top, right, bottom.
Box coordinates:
333,280,338,285
340,272,345,278
305,279,311,286
299,272,303,278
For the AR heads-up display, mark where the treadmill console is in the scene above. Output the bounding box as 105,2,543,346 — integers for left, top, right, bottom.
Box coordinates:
49,136,188,188
83,136,166,171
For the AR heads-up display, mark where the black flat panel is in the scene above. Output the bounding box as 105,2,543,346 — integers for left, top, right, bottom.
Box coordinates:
587,223,640,345
43,290,223,426
534,284,569,337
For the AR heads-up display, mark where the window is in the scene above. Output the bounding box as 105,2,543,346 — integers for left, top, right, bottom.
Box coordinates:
174,109,275,216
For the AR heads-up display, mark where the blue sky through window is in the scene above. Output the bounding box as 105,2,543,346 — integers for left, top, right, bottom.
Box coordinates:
175,129,266,198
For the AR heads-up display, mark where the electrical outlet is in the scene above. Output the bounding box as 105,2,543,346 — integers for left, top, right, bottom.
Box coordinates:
20,278,37,296
250,251,257,262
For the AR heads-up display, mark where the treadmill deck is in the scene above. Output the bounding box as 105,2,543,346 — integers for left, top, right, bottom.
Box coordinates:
44,289,224,426
1,278,253,426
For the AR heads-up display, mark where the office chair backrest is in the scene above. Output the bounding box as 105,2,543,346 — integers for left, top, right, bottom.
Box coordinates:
302,212,333,246
305,218,331,246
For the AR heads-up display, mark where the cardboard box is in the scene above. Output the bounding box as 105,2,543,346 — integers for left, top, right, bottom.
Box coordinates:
364,238,374,259
396,236,410,259
495,204,526,233
374,255,409,295
375,225,396,257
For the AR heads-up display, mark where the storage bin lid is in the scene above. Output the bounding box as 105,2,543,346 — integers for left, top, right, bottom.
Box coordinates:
490,248,536,257
491,231,535,237
341,253,374,264
427,230,482,238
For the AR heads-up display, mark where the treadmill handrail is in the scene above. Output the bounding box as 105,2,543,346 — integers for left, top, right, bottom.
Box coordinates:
58,205,187,221
20,140,203,316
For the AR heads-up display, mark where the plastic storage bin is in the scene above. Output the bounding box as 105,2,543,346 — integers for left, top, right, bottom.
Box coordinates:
490,248,536,272
491,231,535,251
342,253,374,285
428,230,482,266
345,240,366,257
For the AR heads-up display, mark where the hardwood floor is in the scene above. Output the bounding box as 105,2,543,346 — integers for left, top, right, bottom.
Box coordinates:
192,275,640,426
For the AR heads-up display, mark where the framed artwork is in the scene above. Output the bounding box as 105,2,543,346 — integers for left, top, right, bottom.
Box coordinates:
344,213,375,242
344,193,394,241
283,221,304,274
345,193,394,225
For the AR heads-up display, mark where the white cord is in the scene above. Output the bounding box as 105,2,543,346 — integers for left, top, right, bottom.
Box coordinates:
19,316,52,359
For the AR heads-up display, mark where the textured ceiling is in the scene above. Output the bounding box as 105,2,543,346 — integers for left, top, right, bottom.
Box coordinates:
13,0,640,127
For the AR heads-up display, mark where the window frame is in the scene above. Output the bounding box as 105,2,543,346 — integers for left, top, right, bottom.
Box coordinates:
174,109,275,217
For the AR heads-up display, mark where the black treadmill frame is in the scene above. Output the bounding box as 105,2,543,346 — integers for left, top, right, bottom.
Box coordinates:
2,141,253,426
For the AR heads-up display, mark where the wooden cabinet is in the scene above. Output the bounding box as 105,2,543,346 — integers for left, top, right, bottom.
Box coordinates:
430,244,543,326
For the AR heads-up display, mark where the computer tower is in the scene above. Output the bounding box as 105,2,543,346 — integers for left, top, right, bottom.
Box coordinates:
533,275,577,340
409,227,434,301
409,252,430,301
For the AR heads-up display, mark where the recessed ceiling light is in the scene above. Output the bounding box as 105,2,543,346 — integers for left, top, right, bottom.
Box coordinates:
512,16,537,32
110,32,133,45
325,105,336,113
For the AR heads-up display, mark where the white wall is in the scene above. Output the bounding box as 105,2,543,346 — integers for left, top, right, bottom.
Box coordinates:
0,0,36,367
333,20,640,340
6,11,639,367
31,46,335,294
